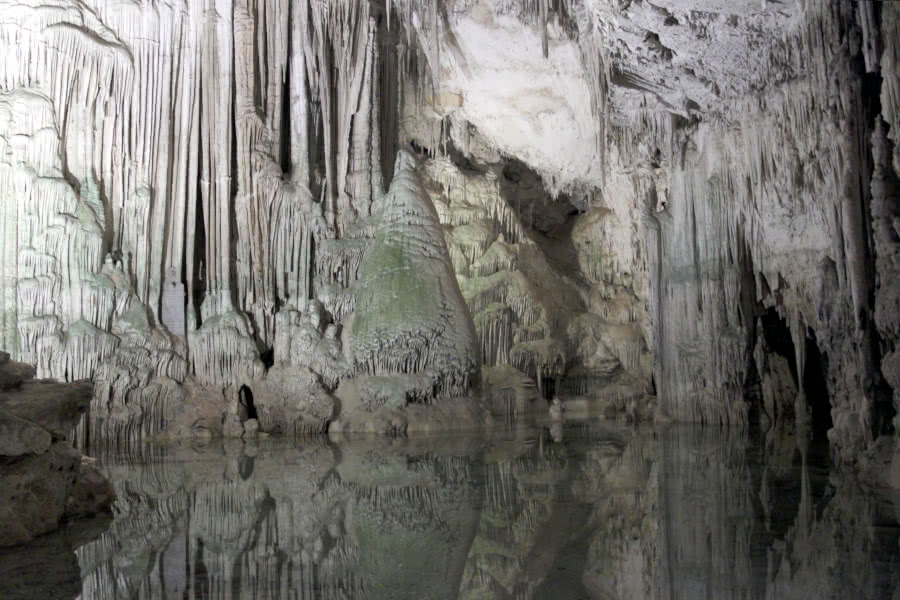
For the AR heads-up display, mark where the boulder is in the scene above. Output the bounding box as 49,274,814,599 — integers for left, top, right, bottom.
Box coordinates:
0,358,113,547
64,458,116,519
0,412,51,457
0,443,81,547
254,366,335,435
0,381,92,439
0,360,36,391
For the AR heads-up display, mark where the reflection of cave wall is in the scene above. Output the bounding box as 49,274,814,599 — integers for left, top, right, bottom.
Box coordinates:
75,441,488,600
655,426,899,600
659,427,757,599
66,422,900,600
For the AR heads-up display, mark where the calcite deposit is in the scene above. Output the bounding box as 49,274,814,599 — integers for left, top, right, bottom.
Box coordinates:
0,0,897,476
347,149,479,399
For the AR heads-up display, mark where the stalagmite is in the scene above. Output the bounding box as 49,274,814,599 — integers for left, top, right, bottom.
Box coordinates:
348,149,479,399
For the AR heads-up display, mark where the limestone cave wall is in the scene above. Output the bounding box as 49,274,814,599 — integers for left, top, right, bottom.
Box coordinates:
0,0,898,470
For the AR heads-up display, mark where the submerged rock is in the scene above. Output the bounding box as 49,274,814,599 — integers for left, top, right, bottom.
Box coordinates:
64,458,116,519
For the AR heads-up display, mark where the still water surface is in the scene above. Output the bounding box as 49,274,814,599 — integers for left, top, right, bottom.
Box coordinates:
3,419,900,599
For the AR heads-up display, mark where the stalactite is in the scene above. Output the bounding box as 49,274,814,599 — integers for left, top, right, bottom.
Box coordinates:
0,0,402,421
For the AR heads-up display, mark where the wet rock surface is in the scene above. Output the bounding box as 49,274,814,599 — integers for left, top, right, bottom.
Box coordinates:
0,411,51,457
0,358,114,547
0,353,35,391
0,443,82,547
0,516,111,600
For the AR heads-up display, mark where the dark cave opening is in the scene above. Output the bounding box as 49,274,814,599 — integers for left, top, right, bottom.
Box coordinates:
279,61,292,175
750,307,798,427
753,311,835,438
498,156,580,237
803,331,832,436
447,139,487,175
743,357,762,432
192,180,207,324
238,385,258,422
260,348,275,369
541,376,556,401
759,308,798,382
408,138,430,158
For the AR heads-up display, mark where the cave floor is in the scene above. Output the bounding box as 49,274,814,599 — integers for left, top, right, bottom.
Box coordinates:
3,416,899,600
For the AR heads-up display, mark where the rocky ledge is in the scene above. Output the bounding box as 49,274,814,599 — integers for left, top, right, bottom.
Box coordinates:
0,351,114,547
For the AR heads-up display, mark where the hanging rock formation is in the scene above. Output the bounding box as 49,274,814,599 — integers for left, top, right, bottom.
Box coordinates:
399,0,900,475
412,148,653,415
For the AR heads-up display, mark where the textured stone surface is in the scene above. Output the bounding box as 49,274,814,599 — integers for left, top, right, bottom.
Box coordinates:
415,153,652,414
0,443,81,547
64,459,116,520
0,411,51,457
0,361,113,546
254,365,335,435
0,360,35,391
349,149,480,399
0,382,91,440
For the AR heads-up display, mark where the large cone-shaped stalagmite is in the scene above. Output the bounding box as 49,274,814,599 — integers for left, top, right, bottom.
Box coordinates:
350,149,479,398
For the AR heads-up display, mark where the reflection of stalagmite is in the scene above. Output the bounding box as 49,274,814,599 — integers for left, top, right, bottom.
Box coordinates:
57,423,900,600
460,439,568,599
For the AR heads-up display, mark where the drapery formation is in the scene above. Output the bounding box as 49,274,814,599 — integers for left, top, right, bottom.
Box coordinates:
0,0,397,386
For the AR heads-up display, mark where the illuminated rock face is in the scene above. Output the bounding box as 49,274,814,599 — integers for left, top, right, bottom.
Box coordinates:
0,0,431,441
404,0,900,473
0,0,898,466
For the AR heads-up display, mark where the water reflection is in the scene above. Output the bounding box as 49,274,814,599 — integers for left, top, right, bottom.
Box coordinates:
23,422,900,599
